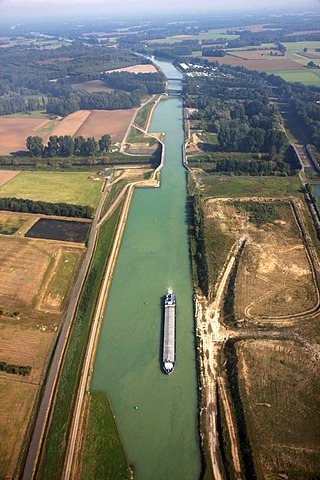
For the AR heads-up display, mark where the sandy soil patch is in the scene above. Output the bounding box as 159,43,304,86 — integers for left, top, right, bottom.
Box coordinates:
105,64,158,74
0,170,20,186
0,118,53,155
75,109,137,143
71,80,114,93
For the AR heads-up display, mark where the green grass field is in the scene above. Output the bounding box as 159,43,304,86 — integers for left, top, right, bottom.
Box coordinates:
134,97,159,130
147,28,239,44
2,110,51,119
273,69,320,85
199,175,302,198
0,172,102,208
80,392,130,480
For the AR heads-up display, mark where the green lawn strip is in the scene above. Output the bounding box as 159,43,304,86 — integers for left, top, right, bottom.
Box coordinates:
0,171,102,208
46,251,82,305
80,392,130,480
134,97,158,130
200,176,302,198
272,69,320,85
37,204,123,480
100,179,127,219
2,110,51,119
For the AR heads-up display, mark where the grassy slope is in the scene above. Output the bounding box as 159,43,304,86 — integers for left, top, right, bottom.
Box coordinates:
0,171,102,208
80,392,130,480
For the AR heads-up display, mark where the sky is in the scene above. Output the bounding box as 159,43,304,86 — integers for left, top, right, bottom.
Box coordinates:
0,0,319,18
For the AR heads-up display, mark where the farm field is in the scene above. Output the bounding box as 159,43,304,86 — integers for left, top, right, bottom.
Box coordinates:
0,171,102,208
0,117,55,155
0,170,20,186
70,79,114,93
203,55,306,72
105,63,158,73
0,226,84,478
75,109,136,143
235,339,320,478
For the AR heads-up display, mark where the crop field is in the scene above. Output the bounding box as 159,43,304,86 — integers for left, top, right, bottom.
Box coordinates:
0,224,84,478
105,64,158,73
236,339,320,478
0,170,20,186
75,109,136,143
0,380,38,479
0,171,102,208
0,117,54,155
71,80,114,93
203,55,305,72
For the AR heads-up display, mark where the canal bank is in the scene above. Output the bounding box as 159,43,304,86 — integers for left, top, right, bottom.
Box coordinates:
91,59,202,479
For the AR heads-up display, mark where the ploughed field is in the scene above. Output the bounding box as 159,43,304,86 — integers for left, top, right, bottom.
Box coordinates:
0,108,137,154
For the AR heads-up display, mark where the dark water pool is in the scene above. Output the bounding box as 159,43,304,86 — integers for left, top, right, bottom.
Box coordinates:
25,218,90,243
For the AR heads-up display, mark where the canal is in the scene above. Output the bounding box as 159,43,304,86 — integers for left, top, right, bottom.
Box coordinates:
91,58,202,479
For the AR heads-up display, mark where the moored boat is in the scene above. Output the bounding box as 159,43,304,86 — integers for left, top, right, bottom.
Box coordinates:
162,290,176,374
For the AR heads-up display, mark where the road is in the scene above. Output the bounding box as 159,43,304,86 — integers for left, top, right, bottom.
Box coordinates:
197,237,245,480
22,176,112,480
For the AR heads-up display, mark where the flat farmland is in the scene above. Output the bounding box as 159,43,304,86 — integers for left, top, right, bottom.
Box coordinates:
75,109,136,143
49,110,91,138
0,170,20,186
0,380,38,479
203,55,305,72
71,80,114,93
0,118,54,155
105,63,158,73
229,50,283,59
0,171,102,207
235,339,320,478
0,323,55,383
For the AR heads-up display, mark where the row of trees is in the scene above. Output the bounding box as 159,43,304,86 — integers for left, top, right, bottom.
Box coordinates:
0,361,31,377
26,134,111,158
0,197,93,218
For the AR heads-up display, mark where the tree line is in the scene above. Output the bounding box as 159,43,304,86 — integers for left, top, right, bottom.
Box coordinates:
0,361,31,377
0,197,93,218
26,134,111,157
101,71,166,95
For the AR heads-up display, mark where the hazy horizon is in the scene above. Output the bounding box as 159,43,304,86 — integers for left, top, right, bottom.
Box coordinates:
0,0,319,20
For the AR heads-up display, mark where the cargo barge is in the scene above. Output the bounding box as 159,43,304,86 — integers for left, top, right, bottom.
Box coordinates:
162,290,176,374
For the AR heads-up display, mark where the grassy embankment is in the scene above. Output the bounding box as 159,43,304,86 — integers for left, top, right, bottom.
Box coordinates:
36,203,127,479
80,392,130,480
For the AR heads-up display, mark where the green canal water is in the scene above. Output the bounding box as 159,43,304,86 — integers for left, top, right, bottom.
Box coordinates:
91,60,202,479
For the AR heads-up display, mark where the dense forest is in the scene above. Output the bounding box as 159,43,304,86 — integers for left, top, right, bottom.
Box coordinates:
183,61,320,175
0,44,154,115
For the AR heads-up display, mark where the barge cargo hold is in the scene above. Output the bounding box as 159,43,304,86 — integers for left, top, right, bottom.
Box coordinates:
162,291,176,374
